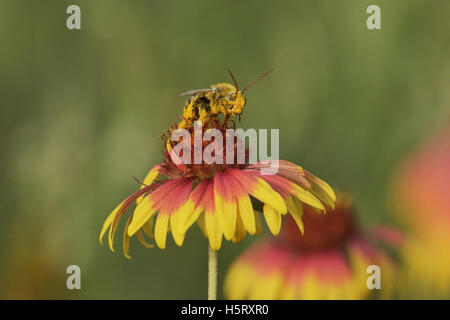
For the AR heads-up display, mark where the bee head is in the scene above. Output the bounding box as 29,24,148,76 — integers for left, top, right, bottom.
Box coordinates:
231,92,246,114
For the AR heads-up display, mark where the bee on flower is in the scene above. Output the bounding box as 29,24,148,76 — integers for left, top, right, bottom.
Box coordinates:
176,68,269,130
99,70,336,258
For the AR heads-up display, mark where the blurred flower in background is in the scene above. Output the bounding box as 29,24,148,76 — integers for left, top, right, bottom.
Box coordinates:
224,194,402,299
0,217,68,299
392,125,450,298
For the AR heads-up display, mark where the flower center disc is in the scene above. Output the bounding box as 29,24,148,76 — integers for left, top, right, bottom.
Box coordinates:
280,201,355,252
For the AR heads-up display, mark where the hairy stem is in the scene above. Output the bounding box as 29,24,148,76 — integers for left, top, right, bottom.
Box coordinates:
208,245,218,300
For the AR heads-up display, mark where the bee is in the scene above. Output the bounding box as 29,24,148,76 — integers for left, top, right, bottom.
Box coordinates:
177,68,273,129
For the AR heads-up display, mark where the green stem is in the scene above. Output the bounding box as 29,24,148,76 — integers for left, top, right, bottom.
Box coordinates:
208,245,218,300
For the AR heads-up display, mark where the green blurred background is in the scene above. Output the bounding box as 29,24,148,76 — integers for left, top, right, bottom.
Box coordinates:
0,0,449,299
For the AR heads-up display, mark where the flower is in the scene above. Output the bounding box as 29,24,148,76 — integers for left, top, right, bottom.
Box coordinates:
392,125,450,235
392,125,450,297
99,121,336,257
224,194,402,299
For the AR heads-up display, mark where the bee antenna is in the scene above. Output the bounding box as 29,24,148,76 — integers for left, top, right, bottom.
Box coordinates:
241,68,273,94
227,68,239,93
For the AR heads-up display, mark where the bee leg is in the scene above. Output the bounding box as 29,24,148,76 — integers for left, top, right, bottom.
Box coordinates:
221,113,230,127
230,118,236,129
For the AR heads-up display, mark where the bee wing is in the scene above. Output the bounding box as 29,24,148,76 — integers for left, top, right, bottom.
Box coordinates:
180,88,214,96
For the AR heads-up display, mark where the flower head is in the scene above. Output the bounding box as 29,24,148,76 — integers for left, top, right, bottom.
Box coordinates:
392,125,450,297
393,125,450,235
100,79,336,257
100,157,335,256
224,194,402,299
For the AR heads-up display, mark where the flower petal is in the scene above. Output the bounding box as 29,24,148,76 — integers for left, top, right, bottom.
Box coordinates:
141,216,154,239
193,182,218,244
237,194,256,235
247,160,311,189
178,180,211,233
170,213,186,246
285,197,304,234
305,170,336,208
255,212,263,234
106,183,160,252
205,211,223,251
154,213,170,249
127,198,157,236
99,200,124,245
137,164,161,203
108,210,126,252
291,183,325,212
136,229,154,248
214,173,237,241
230,169,287,214
152,179,193,215
129,178,192,237
232,210,247,243
123,215,133,259
263,204,282,235
258,173,296,199
225,170,256,235
197,212,208,237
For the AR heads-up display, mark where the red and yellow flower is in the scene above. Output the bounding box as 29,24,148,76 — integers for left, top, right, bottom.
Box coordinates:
100,123,336,257
392,125,450,297
393,125,450,235
224,195,402,299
